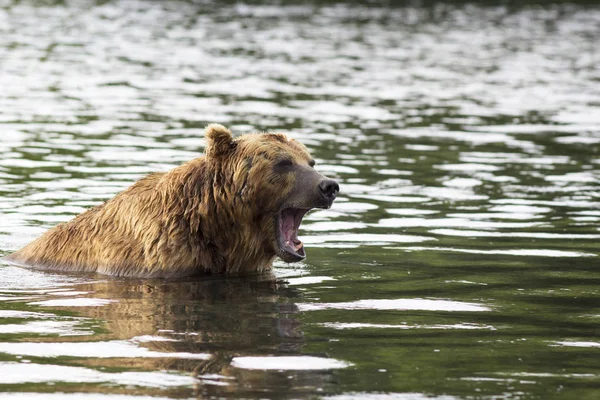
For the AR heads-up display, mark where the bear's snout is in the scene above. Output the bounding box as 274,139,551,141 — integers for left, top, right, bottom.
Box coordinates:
318,178,339,205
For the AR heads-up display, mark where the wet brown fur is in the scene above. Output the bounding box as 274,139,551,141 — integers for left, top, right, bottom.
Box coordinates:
5,124,315,278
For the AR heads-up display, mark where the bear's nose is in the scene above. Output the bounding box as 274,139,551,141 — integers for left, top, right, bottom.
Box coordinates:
319,179,340,201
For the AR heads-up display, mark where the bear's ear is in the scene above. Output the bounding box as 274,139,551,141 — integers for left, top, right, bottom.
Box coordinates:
205,124,234,158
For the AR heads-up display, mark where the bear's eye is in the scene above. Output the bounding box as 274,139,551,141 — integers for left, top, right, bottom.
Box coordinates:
276,159,294,169
309,159,316,168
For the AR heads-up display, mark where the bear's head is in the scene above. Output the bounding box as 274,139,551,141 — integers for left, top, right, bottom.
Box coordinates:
204,124,339,264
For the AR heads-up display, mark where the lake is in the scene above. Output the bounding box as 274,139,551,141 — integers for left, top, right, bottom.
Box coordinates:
1,1,599,399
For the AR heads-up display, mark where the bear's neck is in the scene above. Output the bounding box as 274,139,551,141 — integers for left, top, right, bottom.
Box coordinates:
170,158,276,274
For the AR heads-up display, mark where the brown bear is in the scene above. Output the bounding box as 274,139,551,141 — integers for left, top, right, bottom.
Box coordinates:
4,124,339,278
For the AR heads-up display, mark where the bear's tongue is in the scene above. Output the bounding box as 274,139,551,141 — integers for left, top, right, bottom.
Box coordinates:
280,208,304,252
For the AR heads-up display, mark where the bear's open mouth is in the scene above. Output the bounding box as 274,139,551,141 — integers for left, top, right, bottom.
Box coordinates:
278,207,309,261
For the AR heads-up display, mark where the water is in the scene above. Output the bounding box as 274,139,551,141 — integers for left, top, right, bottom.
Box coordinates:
0,0,599,398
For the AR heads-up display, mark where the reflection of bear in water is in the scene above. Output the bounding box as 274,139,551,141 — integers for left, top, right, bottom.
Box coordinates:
5,124,339,278
81,273,303,345
69,274,338,398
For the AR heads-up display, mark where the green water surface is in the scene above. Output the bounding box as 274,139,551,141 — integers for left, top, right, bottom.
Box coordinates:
0,1,599,399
